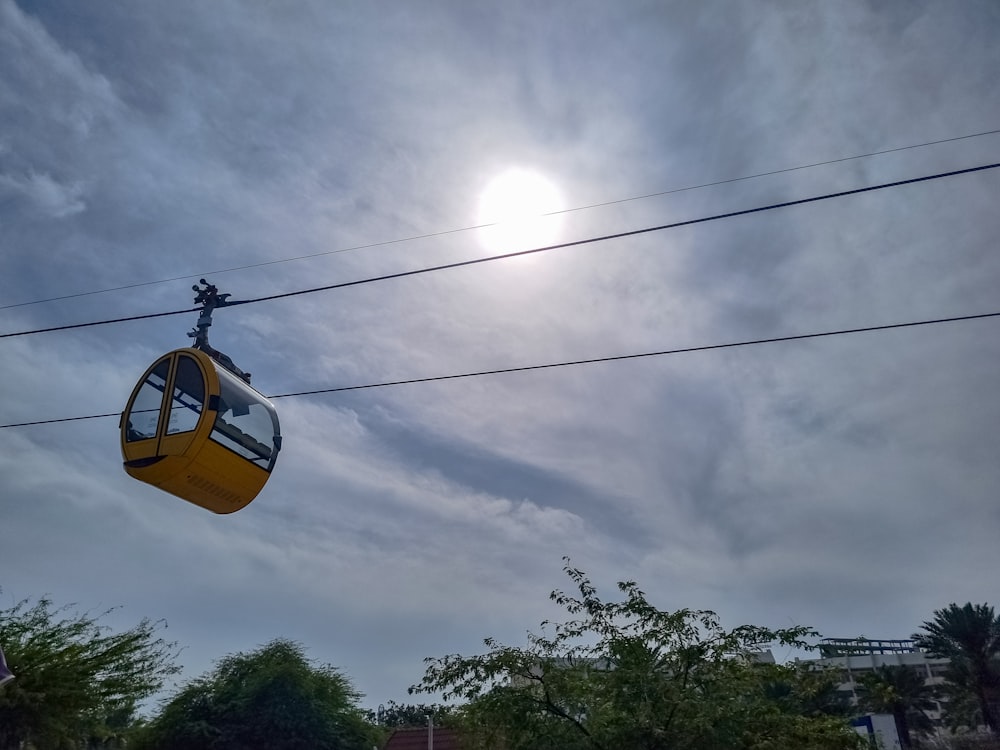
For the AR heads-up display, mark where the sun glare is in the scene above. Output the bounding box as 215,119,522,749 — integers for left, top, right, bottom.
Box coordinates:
477,168,565,254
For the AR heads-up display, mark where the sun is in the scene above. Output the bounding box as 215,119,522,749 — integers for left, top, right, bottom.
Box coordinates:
476,168,565,254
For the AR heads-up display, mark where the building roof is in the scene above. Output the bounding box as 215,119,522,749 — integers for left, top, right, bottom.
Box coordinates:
383,726,462,750
818,638,920,658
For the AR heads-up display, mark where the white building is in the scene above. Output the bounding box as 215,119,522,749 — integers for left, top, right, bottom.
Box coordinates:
807,638,950,721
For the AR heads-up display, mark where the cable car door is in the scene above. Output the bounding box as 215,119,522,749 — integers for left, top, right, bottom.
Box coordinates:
158,352,208,457
122,352,206,470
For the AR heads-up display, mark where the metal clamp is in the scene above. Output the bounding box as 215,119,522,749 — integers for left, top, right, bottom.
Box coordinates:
188,280,252,383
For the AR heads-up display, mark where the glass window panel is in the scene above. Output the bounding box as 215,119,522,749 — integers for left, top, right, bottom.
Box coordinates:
166,355,205,435
125,359,169,441
209,367,280,471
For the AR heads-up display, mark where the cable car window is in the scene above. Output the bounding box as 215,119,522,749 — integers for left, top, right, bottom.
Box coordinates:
166,355,205,435
210,368,280,471
125,359,169,442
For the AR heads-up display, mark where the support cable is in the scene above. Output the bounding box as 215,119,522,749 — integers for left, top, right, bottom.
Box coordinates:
3,127,997,311
234,162,1000,308
2,161,997,341
2,310,996,429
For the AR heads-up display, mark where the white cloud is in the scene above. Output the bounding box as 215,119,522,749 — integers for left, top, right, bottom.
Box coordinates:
1,0,998,710
0,170,86,218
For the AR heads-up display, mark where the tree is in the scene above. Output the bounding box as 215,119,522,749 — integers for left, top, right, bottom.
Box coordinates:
913,603,1000,734
0,594,179,750
412,560,864,750
367,700,457,728
761,666,854,721
855,665,937,749
136,638,376,750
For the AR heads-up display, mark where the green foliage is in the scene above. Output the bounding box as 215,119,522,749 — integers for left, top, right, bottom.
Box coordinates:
855,665,937,749
136,638,376,750
413,560,864,750
761,666,854,719
913,603,1000,733
367,699,457,728
0,594,179,750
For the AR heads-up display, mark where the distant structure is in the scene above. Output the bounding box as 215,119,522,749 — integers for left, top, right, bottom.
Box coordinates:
851,714,903,749
382,726,462,750
808,638,949,718
818,638,931,659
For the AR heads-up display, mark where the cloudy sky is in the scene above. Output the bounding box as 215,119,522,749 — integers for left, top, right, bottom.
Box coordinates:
2,0,999,709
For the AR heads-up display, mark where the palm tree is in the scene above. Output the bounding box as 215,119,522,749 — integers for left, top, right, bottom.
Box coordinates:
856,665,937,749
913,603,1000,734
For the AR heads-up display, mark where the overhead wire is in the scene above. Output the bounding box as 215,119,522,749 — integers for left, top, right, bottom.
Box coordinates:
2,310,997,429
2,127,998,311
231,161,1000,307
2,160,998,340
269,311,1000,399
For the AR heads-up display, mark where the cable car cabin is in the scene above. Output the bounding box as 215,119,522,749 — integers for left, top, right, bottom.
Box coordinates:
120,348,281,513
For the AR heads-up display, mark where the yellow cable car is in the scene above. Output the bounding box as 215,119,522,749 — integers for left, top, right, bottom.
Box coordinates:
119,282,281,513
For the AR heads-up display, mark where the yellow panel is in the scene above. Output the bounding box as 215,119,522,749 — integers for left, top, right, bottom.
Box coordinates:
157,441,271,513
124,454,195,488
